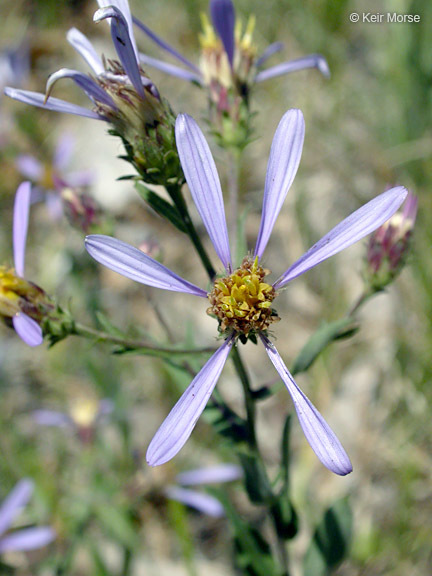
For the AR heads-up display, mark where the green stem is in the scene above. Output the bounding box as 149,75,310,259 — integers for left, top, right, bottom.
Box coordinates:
72,322,217,357
227,149,241,265
231,344,257,447
166,183,216,281
231,344,291,574
348,287,378,317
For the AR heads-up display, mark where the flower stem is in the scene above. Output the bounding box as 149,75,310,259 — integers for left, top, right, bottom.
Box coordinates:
72,322,217,357
166,183,216,281
348,287,377,317
227,149,241,265
231,344,257,447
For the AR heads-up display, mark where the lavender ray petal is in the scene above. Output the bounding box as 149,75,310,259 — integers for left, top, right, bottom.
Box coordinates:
133,16,201,74
139,53,202,83
13,181,31,277
165,486,224,517
85,235,207,297
176,114,232,271
275,186,408,288
255,42,285,68
15,155,43,181
146,337,234,466
0,527,55,553
64,170,95,188
254,54,330,83
402,190,418,221
254,109,305,260
53,133,75,171
0,479,34,537
210,0,235,67
94,6,145,98
176,464,242,486
45,193,64,220
32,410,72,429
261,335,352,476
4,88,104,120
46,68,117,109
66,28,105,75
12,313,43,347
97,399,115,418
97,0,138,59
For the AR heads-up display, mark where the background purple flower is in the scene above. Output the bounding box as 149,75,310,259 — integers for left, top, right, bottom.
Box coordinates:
135,0,329,87
165,464,242,517
4,182,44,347
0,479,55,554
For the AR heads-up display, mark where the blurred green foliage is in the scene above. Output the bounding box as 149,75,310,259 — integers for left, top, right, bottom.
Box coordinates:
1,0,431,575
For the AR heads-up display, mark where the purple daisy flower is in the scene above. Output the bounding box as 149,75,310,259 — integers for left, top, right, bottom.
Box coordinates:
33,398,114,443
4,0,160,122
166,463,242,517
85,109,408,475
135,0,329,87
0,182,44,347
0,479,55,554
17,132,94,220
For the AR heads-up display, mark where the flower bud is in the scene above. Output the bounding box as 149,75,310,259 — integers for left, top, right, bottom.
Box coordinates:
199,14,257,149
96,61,183,186
364,191,417,290
61,187,109,234
0,266,53,326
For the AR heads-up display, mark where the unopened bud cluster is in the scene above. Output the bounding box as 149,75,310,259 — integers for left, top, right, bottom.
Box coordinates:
97,60,183,186
365,191,417,290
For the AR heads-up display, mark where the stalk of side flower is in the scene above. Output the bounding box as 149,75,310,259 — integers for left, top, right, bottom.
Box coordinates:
71,321,217,358
85,110,409,476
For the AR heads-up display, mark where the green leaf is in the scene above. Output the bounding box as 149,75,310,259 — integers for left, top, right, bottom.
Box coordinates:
166,499,197,576
213,489,283,576
291,318,358,375
271,490,299,541
88,543,113,576
303,497,353,576
280,414,293,493
204,397,249,445
238,452,274,504
135,182,187,233
94,504,139,550
95,312,126,339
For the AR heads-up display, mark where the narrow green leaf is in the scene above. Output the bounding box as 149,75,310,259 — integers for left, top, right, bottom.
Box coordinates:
271,494,298,541
94,505,139,550
238,453,274,504
95,312,126,339
281,414,292,491
291,318,358,375
303,497,353,576
135,182,187,233
212,489,283,576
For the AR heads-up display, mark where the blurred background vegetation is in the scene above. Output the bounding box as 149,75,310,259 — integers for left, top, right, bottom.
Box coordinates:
0,0,431,574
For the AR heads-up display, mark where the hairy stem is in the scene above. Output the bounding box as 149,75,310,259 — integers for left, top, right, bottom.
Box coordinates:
72,322,216,357
166,183,216,281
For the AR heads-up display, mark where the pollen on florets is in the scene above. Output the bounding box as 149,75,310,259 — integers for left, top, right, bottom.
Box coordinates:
207,256,279,339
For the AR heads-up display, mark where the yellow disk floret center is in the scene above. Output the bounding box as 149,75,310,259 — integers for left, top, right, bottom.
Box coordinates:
207,256,279,336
